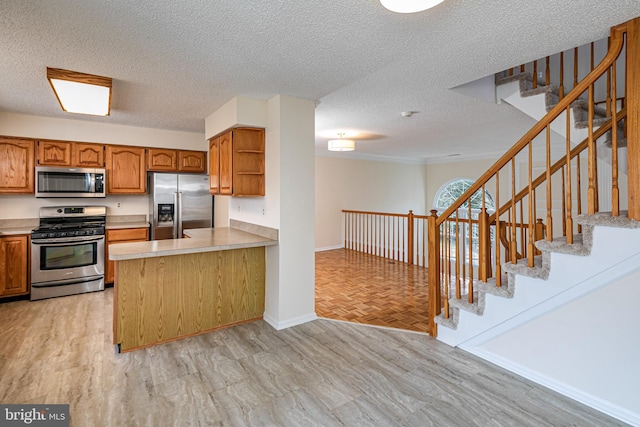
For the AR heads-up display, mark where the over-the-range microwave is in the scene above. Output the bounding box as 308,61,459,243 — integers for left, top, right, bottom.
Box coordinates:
35,166,106,198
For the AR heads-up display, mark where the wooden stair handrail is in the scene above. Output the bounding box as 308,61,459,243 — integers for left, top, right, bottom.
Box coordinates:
436,23,627,227
488,108,627,222
342,209,409,218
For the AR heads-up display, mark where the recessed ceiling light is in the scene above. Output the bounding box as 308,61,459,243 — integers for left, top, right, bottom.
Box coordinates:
47,67,112,116
380,0,445,14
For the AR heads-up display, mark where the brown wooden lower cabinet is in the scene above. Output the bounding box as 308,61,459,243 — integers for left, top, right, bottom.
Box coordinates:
114,246,265,352
105,228,149,284
0,235,29,297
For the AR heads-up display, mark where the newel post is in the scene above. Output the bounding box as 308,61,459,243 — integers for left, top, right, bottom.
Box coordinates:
627,17,640,220
407,210,414,265
427,209,441,337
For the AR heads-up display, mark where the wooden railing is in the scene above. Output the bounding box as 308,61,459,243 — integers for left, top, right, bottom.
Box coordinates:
428,20,632,336
342,210,430,267
343,209,544,271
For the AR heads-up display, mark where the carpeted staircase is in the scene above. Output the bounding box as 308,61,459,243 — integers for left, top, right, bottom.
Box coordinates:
434,211,640,343
495,71,627,148
432,22,640,425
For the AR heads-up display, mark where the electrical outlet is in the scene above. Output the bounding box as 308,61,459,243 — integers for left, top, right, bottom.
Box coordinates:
262,208,265,216
237,205,240,212
538,71,543,79
117,202,121,208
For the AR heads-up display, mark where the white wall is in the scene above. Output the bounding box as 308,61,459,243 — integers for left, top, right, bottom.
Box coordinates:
0,112,205,219
0,112,205,149
314,155,428,250
477,266,640,426
266,95,316,328
213,195,229,227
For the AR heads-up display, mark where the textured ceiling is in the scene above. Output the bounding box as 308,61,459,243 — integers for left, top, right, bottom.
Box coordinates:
1,1,640,162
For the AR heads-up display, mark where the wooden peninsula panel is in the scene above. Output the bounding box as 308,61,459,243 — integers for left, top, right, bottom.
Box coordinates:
114,246,265,352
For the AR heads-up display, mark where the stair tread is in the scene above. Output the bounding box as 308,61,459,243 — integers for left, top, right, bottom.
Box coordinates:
576,212,640,228
535,234,590,256
449,291,484,316
434,311,459,330
502,254,549,280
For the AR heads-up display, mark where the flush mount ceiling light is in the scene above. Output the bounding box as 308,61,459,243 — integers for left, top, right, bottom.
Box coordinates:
328,133,355,152
47,67,112,116
380,0,445,13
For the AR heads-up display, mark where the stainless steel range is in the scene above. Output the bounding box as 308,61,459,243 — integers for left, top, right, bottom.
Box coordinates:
31,206,106,301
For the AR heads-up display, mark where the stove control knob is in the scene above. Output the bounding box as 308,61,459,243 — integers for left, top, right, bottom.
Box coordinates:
57,208,63,213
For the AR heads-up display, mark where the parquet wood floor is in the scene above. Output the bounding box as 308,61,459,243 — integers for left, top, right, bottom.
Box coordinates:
315,248,430,333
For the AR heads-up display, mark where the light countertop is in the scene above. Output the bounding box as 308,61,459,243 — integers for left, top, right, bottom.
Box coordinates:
109,227,277,261
0,215,149,235
105,222,150,230
106,214,149,230
0,226,35,236
0,219,37,236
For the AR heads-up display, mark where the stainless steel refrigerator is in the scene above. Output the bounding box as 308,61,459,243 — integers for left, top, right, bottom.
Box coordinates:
148,173,213,240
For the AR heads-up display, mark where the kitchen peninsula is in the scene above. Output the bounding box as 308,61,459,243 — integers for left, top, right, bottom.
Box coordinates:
109,223,277,352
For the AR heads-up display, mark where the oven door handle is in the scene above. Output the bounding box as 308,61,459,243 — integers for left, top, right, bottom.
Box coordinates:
31,235,105,245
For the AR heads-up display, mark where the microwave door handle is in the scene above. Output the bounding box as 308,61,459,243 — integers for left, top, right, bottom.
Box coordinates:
177,192,183,238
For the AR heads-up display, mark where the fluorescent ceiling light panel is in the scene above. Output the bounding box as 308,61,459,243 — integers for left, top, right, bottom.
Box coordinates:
47,67,112,116
380,0,445,13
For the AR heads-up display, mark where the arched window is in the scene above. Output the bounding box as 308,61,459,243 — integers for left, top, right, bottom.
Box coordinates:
433,178,495,265
434,178,495,213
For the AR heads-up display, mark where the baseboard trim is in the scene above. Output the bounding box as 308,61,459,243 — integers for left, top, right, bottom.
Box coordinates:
318,317,429,335
465,347,640,427
315,245,343,252
263,312,317,330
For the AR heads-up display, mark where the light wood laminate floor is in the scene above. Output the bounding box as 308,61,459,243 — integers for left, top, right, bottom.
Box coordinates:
315,249,429,333
0,289,626,426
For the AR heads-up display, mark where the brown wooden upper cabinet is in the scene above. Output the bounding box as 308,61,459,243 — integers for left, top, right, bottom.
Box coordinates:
37,140,105,167
73,142,105,167
147,148,206,173
106,145,146,194
37,140,71,166
178,150,206,173
209,128,264,196
147,148,177,172
0,137,35,194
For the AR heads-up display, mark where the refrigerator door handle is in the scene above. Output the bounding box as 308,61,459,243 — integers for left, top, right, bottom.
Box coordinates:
173,191,179,239
177,191,183,238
